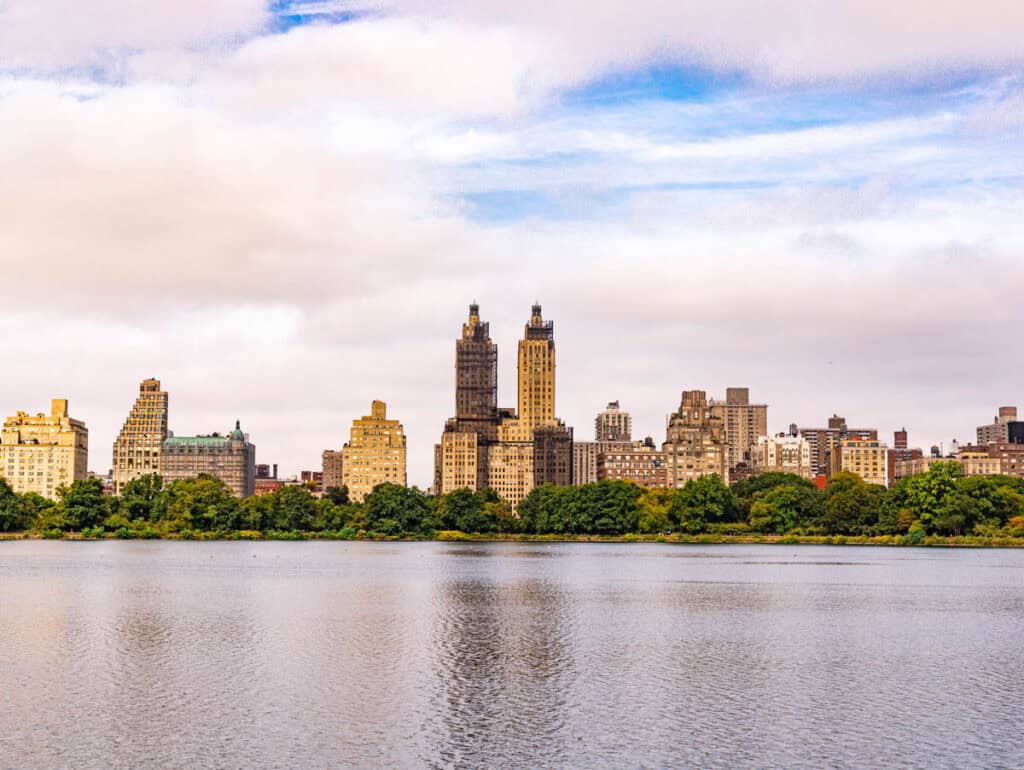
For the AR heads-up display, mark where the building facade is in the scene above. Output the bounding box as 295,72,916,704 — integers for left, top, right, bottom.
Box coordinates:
597,439,666,488
0,399,89,500
663,390,729,487
977,407,1019,446
751,433,814,479
112,378,168,494
321,449,344,493
829,437,890,487
595,401,632,442
342,400,407,503
798,415,878,477
435,304,573,507
573,440,633,485
436,304,501,495
160,421,256,497
709,387,768,472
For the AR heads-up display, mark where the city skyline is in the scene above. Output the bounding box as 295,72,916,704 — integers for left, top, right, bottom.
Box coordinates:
2,298,1019,489
1,2,1021,488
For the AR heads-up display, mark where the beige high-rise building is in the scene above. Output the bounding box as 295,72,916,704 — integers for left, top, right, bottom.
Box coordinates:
112,378,168,494
709,387,768,472
1,399,89,500
829,437,890,487
595,401,632,442
342,400,407,503
160,421,256,498
751,433,814,479
663,390,729,487
489,305,572,506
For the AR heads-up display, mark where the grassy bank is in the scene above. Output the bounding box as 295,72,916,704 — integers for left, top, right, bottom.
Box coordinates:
4,530,1024,548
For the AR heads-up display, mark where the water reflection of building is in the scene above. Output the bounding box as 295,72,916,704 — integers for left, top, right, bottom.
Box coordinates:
428,560,572,767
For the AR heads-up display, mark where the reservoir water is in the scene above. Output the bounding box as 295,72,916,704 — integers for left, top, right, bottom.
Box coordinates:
1,541,1022,769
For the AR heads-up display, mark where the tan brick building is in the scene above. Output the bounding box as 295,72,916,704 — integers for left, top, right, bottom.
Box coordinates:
342,400,407,503
709,388,767,473
112,378,168,494
829,437,890,487
0,399,89,500
663,390,729,486
160,421,256,498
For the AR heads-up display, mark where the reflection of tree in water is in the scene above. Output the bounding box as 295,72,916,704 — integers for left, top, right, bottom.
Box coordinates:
423,575,573,769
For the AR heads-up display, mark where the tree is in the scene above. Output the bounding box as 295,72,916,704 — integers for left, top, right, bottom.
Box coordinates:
364,484,430,534
58,477,109,531
0,478,32,532
161,475,241,531
748,484,820,534
819,472,884,535
732,472,817,518
324,485,350,506
669,475,736,533
904,462,962,529
120,474,165,522
260,485,319,531
637,487,673,533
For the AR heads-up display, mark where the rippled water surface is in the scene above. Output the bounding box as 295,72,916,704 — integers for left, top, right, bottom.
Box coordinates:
2,542,1023,769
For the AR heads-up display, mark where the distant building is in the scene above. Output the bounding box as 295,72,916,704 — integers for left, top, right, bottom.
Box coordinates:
987,442,1024,478
300,470,323,495
797,415,878,477
160,421,256,497
709,387,768,473
829,437,890,487
597,439,666,488
751,433,814,479
256,464,278,480
436,303,501,494
895,452,1002,480
595,401,632,442
572,440,633,485
0,399,89,500
254,478,283,496
663,390,729,486
977,407,1020,446
112,378,169,494
435,304,573,507
321,450,344,492
342,400,407,503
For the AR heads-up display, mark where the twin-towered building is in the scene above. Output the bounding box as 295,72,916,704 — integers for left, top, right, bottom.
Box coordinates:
435,303,572,506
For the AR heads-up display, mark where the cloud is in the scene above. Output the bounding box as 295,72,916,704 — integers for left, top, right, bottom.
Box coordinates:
0,79,481,314
0,0,268,72
377,0,1024,84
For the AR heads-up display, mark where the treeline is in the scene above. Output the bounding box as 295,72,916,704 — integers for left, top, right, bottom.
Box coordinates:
0,474,515,539
1,462,1023,542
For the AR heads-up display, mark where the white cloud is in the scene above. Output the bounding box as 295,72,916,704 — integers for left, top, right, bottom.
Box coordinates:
0,0,267,72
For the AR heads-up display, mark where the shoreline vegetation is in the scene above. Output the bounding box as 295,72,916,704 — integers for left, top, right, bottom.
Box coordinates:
2,461,1024,548
3,530,1024,548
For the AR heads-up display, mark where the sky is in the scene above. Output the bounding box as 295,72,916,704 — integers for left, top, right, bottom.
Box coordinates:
1,1,1022,486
